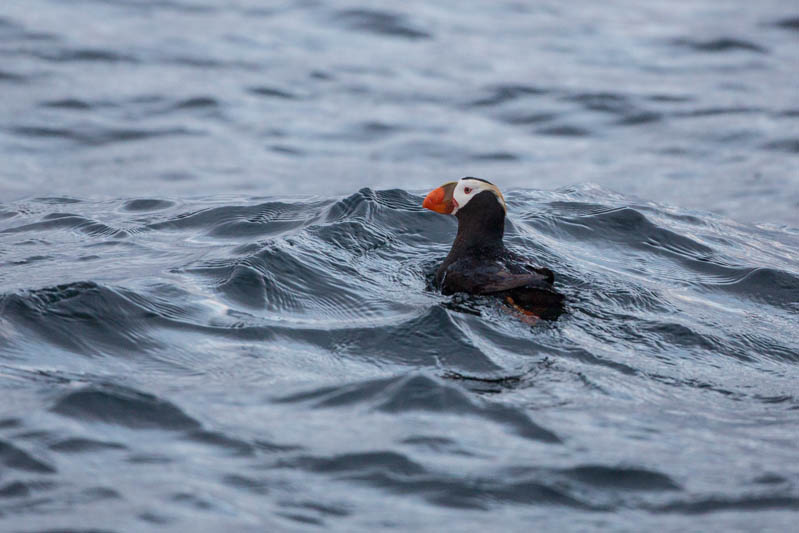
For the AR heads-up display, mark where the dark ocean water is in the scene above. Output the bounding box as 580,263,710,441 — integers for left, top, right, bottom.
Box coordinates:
1,1,798,532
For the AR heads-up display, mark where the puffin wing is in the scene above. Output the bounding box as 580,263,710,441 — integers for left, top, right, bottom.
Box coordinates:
486,269,565,320
473,270,551,295
502,249,555,283
441,260,550,295
442,260,564,320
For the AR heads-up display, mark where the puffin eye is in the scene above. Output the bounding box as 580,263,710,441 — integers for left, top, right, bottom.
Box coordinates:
463,186,472,194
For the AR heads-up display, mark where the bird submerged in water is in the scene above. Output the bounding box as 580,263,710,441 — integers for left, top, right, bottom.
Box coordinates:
423,177,564,321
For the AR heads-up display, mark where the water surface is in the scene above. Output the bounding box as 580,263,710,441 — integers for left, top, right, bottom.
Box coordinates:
1,0,797,224
1,1,798,531
1,187,798,531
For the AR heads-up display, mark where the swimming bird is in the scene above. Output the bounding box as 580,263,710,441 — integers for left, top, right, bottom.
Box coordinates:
423,177,564,321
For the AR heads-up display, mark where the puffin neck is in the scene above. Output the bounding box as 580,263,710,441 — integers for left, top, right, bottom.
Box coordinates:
452,191,505,254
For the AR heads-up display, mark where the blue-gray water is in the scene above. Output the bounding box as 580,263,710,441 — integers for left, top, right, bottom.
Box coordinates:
1,1,798,532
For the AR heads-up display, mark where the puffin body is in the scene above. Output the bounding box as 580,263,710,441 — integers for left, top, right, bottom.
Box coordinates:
423,177,564,320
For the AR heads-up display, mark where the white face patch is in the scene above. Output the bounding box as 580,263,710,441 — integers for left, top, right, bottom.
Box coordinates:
450,178,506,215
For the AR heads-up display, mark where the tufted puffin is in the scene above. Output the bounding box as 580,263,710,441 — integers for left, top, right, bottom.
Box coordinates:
423,177,564,321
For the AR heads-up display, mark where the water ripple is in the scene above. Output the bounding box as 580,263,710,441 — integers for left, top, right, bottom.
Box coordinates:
0,0,797,528
0,188,796,529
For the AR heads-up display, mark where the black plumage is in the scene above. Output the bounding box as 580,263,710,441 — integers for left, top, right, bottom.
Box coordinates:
434,190,564,320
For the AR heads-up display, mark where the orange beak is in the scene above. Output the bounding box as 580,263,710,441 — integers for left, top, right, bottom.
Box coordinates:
422,182,457,214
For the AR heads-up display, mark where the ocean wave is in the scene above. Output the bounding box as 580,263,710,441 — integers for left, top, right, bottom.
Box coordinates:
1,186,797,530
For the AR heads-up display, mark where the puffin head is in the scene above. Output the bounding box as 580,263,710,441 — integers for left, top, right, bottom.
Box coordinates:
422,177,506,216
